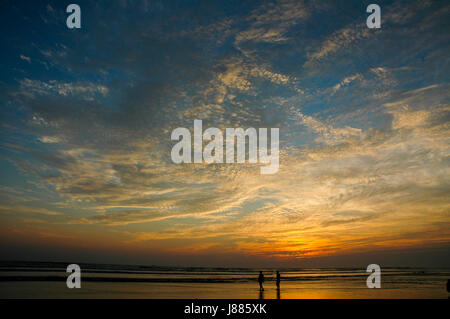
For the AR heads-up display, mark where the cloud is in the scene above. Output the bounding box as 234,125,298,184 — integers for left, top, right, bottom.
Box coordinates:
235,0,309,44
331,73,363,94
0,205,62,216
38,136,61,144
304,25,371,67
19,79,108,100
289,108,362,145
19,54,31,63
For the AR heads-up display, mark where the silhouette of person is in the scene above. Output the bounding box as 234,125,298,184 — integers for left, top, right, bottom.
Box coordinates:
447,279,449,293
258,271,264,291
276,270,281,290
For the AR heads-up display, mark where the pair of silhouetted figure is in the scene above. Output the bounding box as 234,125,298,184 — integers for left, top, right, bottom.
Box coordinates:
257,271,281,291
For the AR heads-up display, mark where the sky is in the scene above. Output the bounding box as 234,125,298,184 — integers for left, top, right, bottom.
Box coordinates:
0,0,449,267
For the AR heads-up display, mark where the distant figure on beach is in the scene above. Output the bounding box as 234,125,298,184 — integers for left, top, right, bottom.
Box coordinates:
276,270,281,290
258,271,264,291
447,279,449,293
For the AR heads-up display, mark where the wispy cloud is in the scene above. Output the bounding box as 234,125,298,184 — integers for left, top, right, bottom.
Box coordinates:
19,79,108,100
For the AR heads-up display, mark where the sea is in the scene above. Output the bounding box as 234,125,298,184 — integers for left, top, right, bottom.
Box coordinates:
0,261,448,298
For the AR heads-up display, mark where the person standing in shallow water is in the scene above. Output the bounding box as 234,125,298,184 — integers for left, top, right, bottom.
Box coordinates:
276,271,281,290
258,271,264,291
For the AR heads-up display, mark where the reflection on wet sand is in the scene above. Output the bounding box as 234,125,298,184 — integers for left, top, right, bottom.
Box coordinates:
259,289,264,299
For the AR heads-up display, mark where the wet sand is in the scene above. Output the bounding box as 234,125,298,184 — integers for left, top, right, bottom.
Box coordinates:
1,280,447,299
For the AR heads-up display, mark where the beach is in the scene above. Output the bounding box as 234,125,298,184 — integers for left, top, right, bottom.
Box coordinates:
0,261,448,299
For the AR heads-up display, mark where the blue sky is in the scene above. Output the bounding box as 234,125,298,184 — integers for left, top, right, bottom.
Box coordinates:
1,0,449,267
